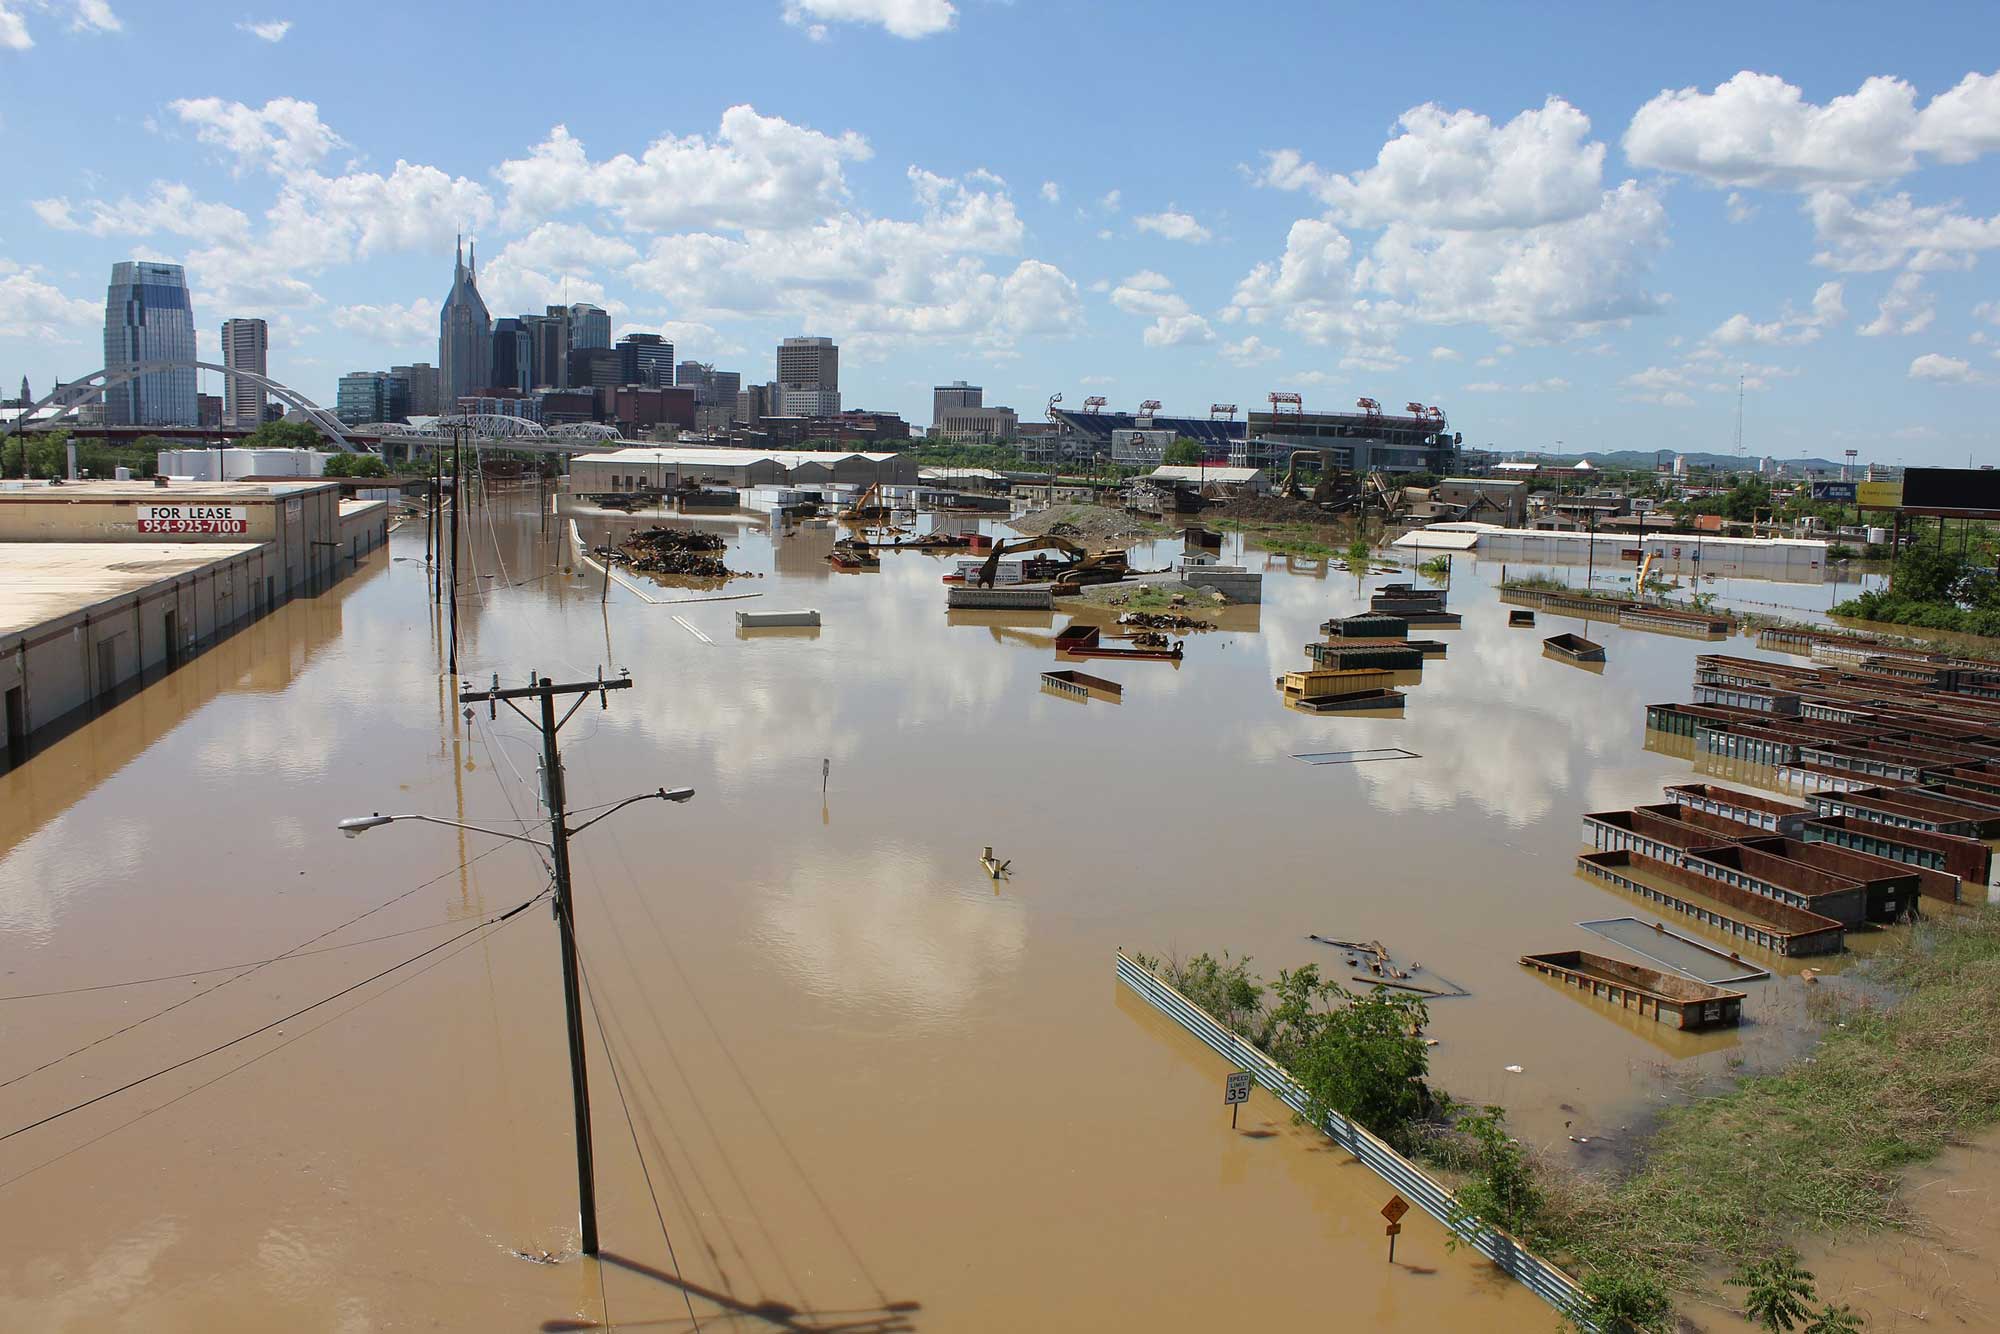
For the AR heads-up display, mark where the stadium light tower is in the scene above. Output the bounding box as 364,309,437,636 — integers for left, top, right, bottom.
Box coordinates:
1269,390,1302,418
1844,449,1858,481
1209,403,1237,421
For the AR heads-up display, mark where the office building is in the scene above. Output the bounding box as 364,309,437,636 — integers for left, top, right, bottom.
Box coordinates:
104,260,198,426
736,384,770,423
934,380,982,421
220,317,269,428
568,303,610,352
936,406,1018,441
776,336,838,417
708,369,741,402
677,361,713,399
335,370,409,426
490,319,532,394
391,363,439,417
437,237,492,409
568,346,620,391
527,308,569,389
198,393,223,429
616,333,674,388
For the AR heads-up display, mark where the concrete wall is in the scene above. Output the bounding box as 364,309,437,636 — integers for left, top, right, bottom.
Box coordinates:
0,546,279,750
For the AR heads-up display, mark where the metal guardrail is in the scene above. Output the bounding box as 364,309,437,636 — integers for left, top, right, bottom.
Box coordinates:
1115,950,1595,1327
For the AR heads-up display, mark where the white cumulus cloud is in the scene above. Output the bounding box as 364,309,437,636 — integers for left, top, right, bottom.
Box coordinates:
1108,269,1212,346
237,17,289,41
1039,180,1060,203
1219,335,1280,366
331,299,435,345
1133,206,1211,243
497,106,870,232
781,0,955,40
169,96,346,175
0,259,100,338
1909,352,1978,383
1859,272,1935,336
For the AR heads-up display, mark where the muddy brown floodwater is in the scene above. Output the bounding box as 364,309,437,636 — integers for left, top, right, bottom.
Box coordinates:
0,493,1963,1331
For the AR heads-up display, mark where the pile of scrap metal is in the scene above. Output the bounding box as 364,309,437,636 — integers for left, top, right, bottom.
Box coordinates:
1117,610,1209,632
602,527,735,578
828,537,880,569
1273,452,1408,519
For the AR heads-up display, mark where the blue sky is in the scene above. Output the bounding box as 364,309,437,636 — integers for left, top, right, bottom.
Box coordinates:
2,0,1998,464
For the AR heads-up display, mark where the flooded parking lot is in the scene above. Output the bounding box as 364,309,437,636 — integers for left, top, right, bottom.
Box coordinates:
0,494,1935,1330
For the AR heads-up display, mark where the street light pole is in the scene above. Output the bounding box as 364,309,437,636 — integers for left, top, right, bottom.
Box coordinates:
339,669,688,1260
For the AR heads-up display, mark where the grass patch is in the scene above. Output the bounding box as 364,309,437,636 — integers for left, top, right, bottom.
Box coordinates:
1208,519,1341,560
1141,910,2000,1329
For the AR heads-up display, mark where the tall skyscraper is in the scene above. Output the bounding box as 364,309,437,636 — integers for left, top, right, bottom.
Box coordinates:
616,333,674,387
676,360,712,399
776,335,839,416
490,318,531,393
934,380,982,421
437,237,492,410
391,362,439,417
104,260,198,426
568,302,610,352
526,307,569,389
220,318,269,428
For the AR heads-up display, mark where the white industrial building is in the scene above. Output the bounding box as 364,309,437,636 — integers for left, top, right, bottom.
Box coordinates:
157,448,330,480
1392,523,1829,581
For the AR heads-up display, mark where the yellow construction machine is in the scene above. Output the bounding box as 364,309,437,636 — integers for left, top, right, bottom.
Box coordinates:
974,536,1130,589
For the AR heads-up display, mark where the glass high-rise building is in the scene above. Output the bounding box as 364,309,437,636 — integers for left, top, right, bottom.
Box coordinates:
568,303,610,351
104,260,198,426
616,333,674,387
220,317,269,428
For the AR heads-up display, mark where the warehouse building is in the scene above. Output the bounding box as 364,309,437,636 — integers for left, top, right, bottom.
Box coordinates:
0,479,388,752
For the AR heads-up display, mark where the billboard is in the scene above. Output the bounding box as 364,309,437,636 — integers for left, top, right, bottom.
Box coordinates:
1810,481,1857,502
1856,480,1903,509
1901,467,2000,513
136,504,249,534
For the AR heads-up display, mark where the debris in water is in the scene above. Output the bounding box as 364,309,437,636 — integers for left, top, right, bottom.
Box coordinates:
1504,1064,1524,1074
598,527,744,579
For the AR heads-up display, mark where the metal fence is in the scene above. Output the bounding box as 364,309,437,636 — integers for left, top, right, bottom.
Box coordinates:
1115,949,1595,1328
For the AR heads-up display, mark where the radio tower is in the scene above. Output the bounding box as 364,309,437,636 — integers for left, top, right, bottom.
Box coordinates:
1732,375,1745,466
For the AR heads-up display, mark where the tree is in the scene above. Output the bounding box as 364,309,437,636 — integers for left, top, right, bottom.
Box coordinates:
242,419,325,450
1262,965,1433,1149
1,429,66,479
322,452,388,478
1563,1264,1674,1334
1729,1250,1818,1333
1448,1105,1541,1237
1162,437,1205,466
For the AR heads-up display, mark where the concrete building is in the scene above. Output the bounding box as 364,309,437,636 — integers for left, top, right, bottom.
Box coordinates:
104,261,198,427
568,302,610,351
1435,477,1528,525
392,363,439,417
777,336,839,417
0,480,390,751
936,406,1018,441
220,317,269,428
437,237,492,408
934,381,982,420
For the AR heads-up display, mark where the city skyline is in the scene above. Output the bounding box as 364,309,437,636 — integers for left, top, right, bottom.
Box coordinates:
0,3,1996,462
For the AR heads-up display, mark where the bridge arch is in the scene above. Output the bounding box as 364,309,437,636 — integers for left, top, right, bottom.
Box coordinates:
24,362,361,452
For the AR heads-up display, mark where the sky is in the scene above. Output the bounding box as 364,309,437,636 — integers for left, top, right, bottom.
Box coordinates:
1,0,1998,465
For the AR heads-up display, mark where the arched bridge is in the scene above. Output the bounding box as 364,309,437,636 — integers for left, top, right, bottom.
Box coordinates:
24,362,359,451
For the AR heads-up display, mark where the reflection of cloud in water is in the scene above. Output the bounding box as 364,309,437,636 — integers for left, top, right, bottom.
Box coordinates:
755,842,1026,1027
1239,584,1676,827
0,1218,178,1328
0,814,149,944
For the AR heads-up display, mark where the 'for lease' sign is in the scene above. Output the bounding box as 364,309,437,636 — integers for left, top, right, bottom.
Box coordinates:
136,504,250,535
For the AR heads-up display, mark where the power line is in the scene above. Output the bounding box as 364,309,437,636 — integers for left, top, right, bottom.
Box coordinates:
580,949,703,1334
0,888,549,1149
0,914,520,1002
0,836,526,1091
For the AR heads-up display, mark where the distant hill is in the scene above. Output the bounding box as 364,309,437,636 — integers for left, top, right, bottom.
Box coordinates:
1495,449,1846,473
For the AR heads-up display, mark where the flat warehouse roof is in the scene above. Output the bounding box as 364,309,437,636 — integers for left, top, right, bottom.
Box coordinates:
0,541,263,639
0,480,335,503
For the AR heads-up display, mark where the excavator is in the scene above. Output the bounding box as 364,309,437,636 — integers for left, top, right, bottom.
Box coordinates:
840,481,893,523
974,536,1130,590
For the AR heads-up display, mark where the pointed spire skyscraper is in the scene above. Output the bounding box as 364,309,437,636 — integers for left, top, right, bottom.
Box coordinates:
438,234,492,412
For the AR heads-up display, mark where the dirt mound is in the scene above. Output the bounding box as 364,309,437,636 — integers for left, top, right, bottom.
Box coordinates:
1207,494,1346,527
1009,505,1153,542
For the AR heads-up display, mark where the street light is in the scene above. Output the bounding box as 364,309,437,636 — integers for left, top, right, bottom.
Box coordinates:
333,778,693,1257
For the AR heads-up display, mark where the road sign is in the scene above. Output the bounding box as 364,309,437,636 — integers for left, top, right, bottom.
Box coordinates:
1384,1222,1402,1235
1224,1070,1251,1128
1380,1194,1410,1224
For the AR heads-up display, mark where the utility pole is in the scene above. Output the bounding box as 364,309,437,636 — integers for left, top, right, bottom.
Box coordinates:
448,427,462,674
339,669,691,1260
